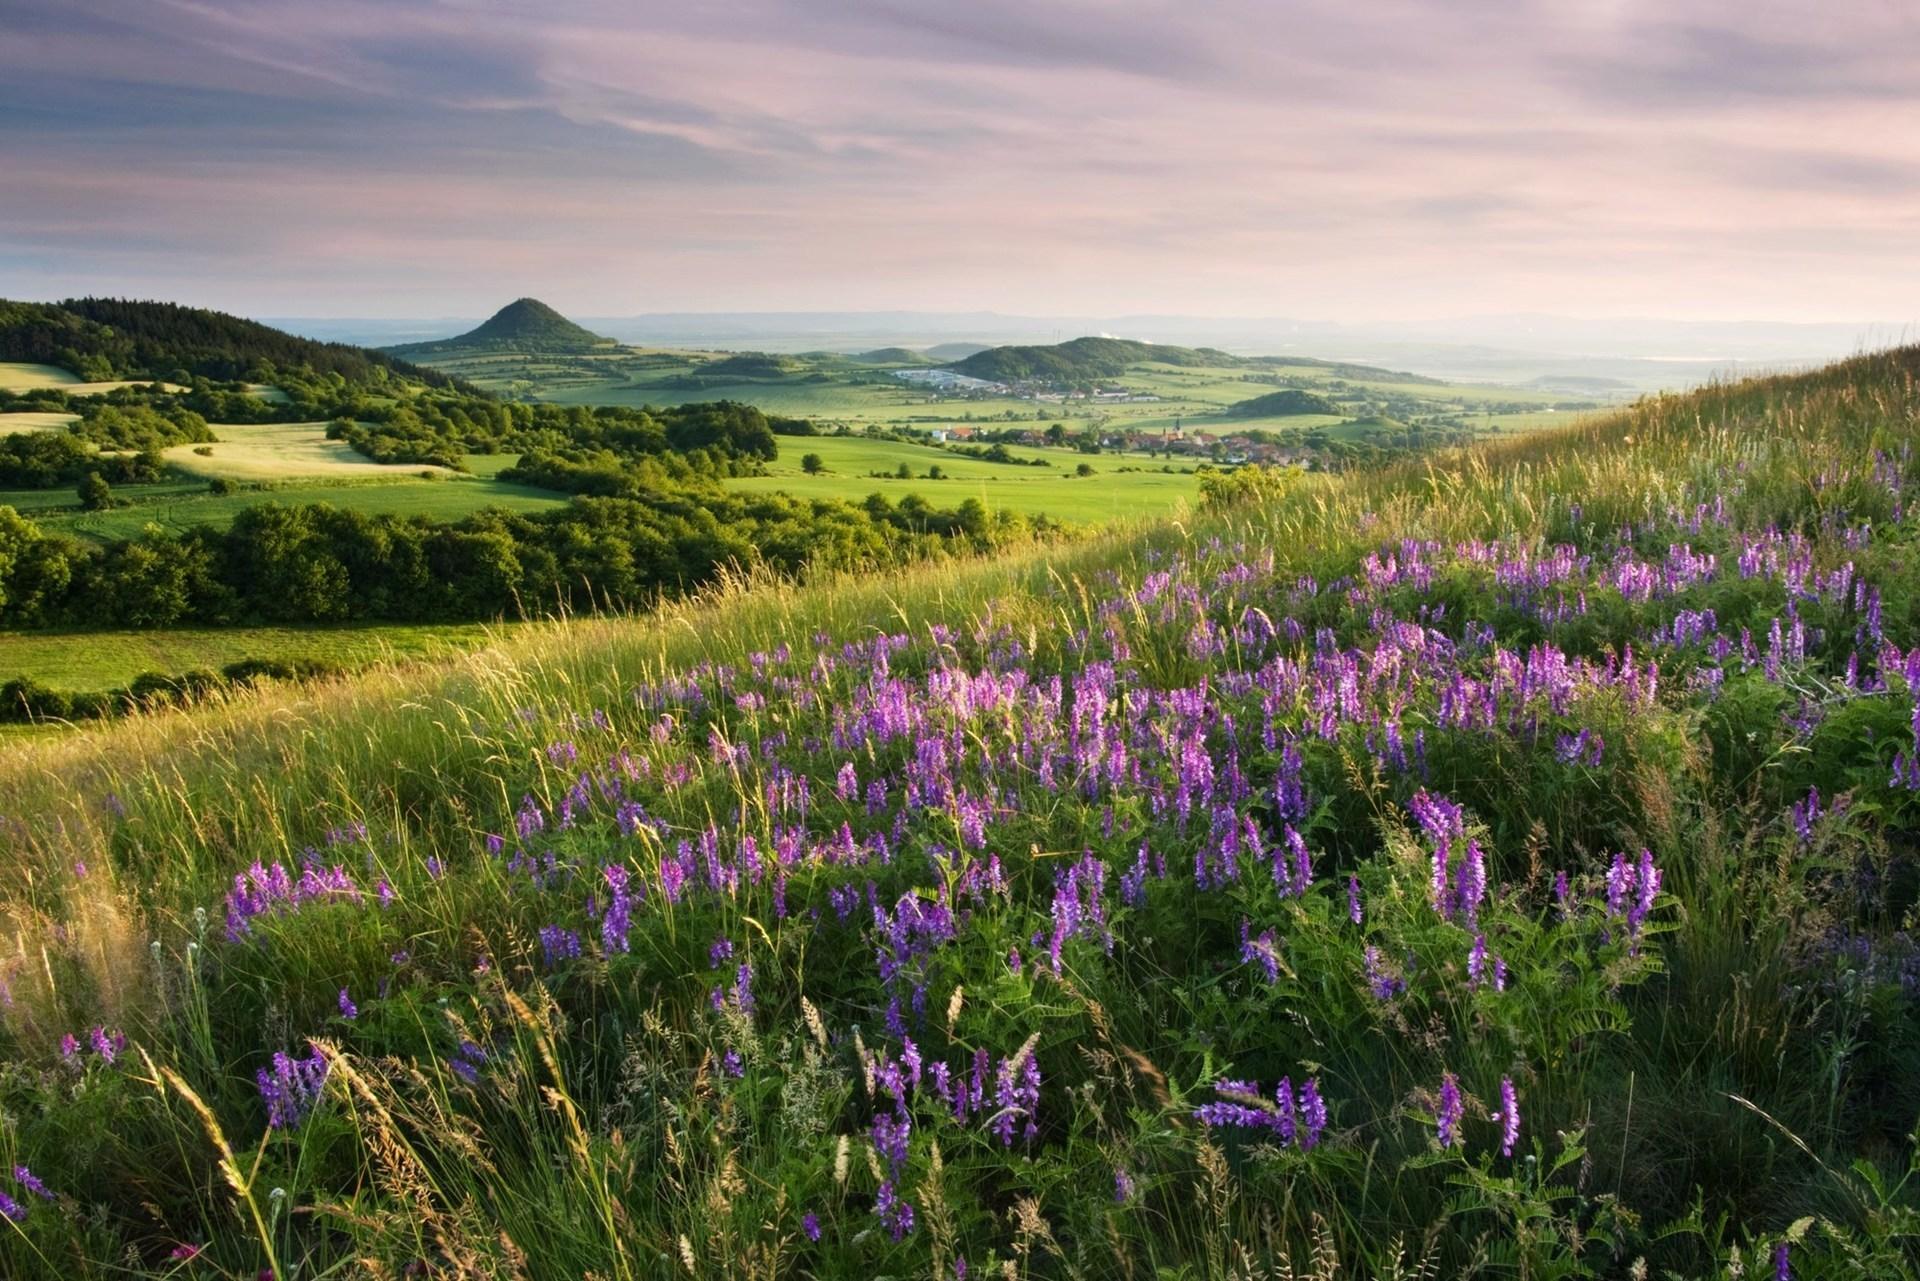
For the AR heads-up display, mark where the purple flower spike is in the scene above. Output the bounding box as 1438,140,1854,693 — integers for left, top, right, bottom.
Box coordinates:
1435,1072,1463,1149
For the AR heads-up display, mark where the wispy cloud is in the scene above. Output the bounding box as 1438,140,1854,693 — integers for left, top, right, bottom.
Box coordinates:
1,0,1916,320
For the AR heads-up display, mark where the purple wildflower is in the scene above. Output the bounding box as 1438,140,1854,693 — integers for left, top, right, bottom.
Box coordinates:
0,1190,22,1223
1347,874,1363,925
1298,1078,1327,1149
802,1211,822,1242
338,987,357,1020
874,1180,916,1241
1435,1072,1464,1149
538,925,582,969
1497,1077,1520,1157
1114,1167,1135,1203
11,1166,51,1200
257,1043,330,1129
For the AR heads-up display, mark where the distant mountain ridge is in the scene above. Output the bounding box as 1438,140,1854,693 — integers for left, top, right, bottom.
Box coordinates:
391,298,608,354
948,335,1438,386
949,336,1236,383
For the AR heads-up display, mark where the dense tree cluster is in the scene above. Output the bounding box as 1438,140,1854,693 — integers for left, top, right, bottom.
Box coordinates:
0,490,1056,629
0,403,215,487
331,398,785,472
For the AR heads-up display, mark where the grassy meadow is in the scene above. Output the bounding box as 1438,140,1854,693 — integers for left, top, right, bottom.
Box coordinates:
2,351,1919,1276
0,621,516,691
729,433,1203,521
9,472,570,542
159,423,464,482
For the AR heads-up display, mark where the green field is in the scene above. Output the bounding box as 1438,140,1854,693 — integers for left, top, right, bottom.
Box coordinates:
0,620,519,689
9,473,570,541
730,433,1202,520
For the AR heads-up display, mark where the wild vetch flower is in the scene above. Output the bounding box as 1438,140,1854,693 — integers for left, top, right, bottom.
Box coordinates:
0,1190,23,1223
59,1033,79,1064
601,863,633,954
1435,1072,1463,1149
12,1166,51,1200
538,925,581,969
257,1043,330,1129
169,1244,203,1261
802,1211,821,1242
1114,1167,1135,1203
1347,875,1363,924
1298,1078,1327,1149
338,988,357,1020
709,937,734,966
733,962,756,1014
1364,946,1405,999
993,1049,1042,1146
1468,934,1489,988
91,1026,122,1064
1774,1242,1790,1281
1790,787,1821,845
1239,921,1281,983
722,1049,744,1078
874,1180,915,1241
1497,1077,1520,1157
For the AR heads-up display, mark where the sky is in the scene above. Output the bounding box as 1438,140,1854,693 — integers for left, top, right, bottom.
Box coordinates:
2,0,1918,324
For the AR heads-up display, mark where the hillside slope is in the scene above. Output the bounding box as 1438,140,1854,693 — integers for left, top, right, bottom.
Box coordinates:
0,297,466,388
4,349,1920,1276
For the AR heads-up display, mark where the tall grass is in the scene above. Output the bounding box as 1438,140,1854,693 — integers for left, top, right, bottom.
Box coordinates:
4,351,1920,1277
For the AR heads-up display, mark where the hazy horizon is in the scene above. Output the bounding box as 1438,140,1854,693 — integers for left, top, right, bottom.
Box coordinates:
5,0,1919,326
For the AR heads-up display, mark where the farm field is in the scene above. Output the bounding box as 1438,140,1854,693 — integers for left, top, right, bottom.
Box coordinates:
0,620,516,690
728,432,1203,520
159,422,462,481
4,351,1920,1276
0,361,183,395
0,410,79,432
11,472,570,541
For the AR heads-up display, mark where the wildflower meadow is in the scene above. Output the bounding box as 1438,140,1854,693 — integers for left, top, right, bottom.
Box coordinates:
4,351,1920,1276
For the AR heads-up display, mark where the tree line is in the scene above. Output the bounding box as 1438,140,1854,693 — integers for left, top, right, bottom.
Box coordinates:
0,490,1060,629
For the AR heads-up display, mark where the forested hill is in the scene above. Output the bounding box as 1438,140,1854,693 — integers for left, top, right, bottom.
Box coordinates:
949,334,1441,385
949,336,1235,382
0,298,469,390
389,297,608,354
1222,387,1341,417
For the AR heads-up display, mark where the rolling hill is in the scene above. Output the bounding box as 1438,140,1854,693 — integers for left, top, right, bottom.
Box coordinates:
389,297,609,355
1220,387,1341,417
949,335,1236,382
0,297,466,389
